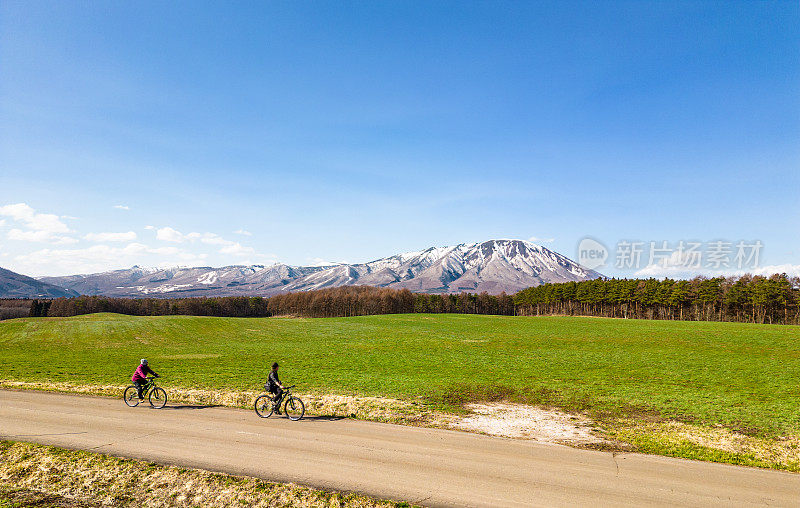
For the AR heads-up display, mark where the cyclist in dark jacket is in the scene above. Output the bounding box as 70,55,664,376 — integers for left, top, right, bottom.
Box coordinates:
267,362,285,414
132,359,159,399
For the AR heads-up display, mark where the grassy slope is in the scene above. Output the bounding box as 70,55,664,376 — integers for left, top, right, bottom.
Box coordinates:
2,313,799,438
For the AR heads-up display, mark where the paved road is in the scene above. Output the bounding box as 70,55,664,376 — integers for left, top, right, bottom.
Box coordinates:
1,390,798,507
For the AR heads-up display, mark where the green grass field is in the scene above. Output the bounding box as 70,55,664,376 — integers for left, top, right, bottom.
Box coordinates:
2,312,799,439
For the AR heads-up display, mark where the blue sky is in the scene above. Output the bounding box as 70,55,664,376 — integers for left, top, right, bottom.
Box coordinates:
1,1,798,277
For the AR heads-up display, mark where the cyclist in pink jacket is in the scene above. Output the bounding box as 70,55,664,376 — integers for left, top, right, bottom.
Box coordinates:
132,359,159,400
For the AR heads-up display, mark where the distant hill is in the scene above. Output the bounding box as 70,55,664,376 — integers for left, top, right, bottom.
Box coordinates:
0,267,78,298
37,239,602,298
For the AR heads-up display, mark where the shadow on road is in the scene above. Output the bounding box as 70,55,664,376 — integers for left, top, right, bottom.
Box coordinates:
296,415,346,422
161,404,222,410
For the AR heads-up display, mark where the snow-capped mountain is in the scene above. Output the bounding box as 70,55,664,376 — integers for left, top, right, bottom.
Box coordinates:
36,239,602,297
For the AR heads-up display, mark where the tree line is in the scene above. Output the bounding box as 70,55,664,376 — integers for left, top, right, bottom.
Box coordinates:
15,286,515,319
513,274,800,324
0,299,31,320
3,274,797,324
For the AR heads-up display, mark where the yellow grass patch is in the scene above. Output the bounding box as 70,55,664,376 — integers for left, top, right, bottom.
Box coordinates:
0,380,427,424
0,441,404,507
609,419,800,471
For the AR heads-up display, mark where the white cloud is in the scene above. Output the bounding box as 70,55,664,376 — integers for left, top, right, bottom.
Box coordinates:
529,236,555,244
8,229,51,243
113,205,130,210
234,253,280,266
234,229,252,236
12,243,208,276
153,226,259,257
634,264,700,279
200,234,257,256
0,203,71,234
156,226,185,242
84,231,137,242
2,210,267,275
157,229,229,245
8,228,77,245
307,257,344,267
126,243,182,256
744,264,800,278
196,233,229,246
766,265,800,277
219,242,255,256
633,250,698,278
0,203,79,244
634,261,800,279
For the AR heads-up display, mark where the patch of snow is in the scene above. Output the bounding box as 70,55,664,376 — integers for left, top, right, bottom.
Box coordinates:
119,283,196,294
449,403,605,445
197,272,218,285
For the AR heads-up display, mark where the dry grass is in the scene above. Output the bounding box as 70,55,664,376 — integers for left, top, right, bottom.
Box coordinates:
608,420,800,472
0,441,410,508
0,487,94,507
0,380,428,425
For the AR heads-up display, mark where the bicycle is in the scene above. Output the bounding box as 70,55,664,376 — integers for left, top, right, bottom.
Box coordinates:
123,377,167,409
254,385,305,421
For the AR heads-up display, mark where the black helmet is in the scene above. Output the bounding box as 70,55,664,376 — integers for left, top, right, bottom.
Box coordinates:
272,362,279,369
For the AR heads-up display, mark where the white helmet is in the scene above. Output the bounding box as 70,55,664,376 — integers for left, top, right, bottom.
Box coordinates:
141,359,148,365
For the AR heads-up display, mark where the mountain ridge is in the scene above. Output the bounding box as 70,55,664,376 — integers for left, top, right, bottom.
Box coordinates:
31,239,602,298
0,267,79,299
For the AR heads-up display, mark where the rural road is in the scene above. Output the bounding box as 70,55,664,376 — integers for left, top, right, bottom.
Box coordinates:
1,390,798,507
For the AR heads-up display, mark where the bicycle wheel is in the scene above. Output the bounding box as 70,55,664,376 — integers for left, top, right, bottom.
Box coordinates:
149,387,167,409
284,396,305,421
123,386,141,407
254,395,274,418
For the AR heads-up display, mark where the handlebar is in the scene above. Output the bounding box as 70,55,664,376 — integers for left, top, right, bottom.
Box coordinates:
284,384,295,389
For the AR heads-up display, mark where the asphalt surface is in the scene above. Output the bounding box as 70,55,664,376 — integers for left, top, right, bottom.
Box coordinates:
1,389,798,507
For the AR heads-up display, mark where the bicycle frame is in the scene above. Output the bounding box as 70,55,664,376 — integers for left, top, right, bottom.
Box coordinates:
139,377,158,396
124,376,167,409
273,384,295,404
254,384,303,420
